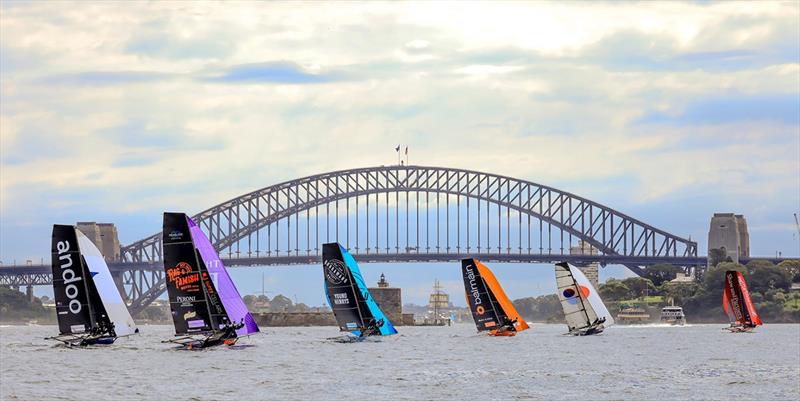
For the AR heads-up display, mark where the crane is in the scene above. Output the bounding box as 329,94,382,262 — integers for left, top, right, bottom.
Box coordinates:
795,213,800,255
795,213,800,237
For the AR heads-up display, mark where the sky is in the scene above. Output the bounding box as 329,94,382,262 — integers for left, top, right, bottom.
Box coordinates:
1,1,799,305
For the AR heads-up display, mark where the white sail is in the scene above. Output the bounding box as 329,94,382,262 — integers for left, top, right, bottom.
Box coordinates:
570,264,613,327
555,263,613,332
555,263,596,331
76,230,138,337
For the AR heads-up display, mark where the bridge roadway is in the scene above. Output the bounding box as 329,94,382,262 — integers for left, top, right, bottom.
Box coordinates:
4,255,798,287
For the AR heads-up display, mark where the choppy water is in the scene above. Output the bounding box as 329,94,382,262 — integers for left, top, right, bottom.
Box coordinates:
1,324,798,401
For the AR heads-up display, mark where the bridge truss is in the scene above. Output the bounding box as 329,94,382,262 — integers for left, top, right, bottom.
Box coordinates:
5,166,702,316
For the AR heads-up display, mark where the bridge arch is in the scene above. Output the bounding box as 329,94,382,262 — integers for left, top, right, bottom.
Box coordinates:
122,165,697,265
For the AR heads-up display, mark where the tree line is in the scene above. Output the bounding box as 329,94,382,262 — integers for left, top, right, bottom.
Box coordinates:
512,260,800,323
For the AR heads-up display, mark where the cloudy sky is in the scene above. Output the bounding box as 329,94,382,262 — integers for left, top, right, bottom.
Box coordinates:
1,2,798,303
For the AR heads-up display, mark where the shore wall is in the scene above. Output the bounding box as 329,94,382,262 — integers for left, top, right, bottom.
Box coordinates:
253,312,337,327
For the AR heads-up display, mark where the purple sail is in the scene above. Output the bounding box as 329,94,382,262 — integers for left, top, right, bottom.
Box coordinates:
187,216,259,336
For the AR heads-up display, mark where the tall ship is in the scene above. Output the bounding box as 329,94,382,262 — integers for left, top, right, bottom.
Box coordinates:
554,262,614,336
423,280,451,326
723,270,762,333
47,225,138,346
322,242,397,338
161,212,259,349
461,258,529,337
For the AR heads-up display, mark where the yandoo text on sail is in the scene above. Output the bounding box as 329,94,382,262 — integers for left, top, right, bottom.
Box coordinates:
47,225,139,346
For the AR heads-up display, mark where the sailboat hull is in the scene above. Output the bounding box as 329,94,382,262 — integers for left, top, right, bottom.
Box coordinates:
726,325,756,333
568,326,605,336
490,330,518,337
46,333,117,347
163,331,239,349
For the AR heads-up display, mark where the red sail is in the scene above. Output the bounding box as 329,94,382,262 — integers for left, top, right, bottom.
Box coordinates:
723,271,762,327
736,272,762,326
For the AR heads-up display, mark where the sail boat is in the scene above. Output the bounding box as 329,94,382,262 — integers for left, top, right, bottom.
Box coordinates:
161,212,259,348
47,225,138,346
322,242,397,338
554,262,613,336
461,258,529,336
723,270,762,333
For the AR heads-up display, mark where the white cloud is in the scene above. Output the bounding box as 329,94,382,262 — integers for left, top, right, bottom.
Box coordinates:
1,1,798,259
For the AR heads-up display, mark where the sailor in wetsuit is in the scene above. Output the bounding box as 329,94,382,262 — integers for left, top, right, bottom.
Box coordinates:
495,316,518,334
90,320,116,337
360,318,385,337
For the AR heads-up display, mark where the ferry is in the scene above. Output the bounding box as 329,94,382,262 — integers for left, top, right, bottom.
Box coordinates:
616,307,651,324
660,306,686,326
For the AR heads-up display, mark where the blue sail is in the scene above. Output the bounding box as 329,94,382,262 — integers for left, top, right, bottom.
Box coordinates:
340,245,398,336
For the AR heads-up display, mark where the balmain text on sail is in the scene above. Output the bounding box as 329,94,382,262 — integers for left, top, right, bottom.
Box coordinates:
465,263,482,306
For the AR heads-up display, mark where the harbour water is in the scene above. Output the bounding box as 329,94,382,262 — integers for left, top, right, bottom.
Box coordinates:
1,324,798,400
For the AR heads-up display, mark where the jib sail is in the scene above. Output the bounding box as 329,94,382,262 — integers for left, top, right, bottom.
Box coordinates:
187,216,259,336
461,258,529,333
76,230,137,336
723,270,762,327
322,243,397,336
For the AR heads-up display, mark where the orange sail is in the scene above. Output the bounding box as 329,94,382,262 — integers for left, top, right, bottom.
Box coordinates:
474,260,530,335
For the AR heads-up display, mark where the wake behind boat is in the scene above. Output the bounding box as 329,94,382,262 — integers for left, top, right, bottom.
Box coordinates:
322,242,397,339
555,262,614,336
47,225,138,346
723,270,762,333
161,212,259,349
461,258,529,337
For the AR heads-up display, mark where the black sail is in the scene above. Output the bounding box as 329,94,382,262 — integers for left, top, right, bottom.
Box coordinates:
461,258,502,332
322,243,371,332
51,225,95,334
162,212,219,335
83,258,113,330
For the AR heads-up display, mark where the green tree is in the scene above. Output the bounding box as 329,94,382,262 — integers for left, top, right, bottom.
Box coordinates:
708,248,732,267
599,279,630,301
661,281,700,306
745,259,775,275
512,295,564,323
270,294,293,311
643,264,684,287
747,262,791,292
704,262,747,292
0,287,48,321
621,277,656,298
777,260,800,282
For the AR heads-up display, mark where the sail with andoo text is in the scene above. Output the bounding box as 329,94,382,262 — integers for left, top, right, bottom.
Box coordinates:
49,225,138,346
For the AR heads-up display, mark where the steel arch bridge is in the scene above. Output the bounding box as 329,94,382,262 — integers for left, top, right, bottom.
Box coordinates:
114,165,698,314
